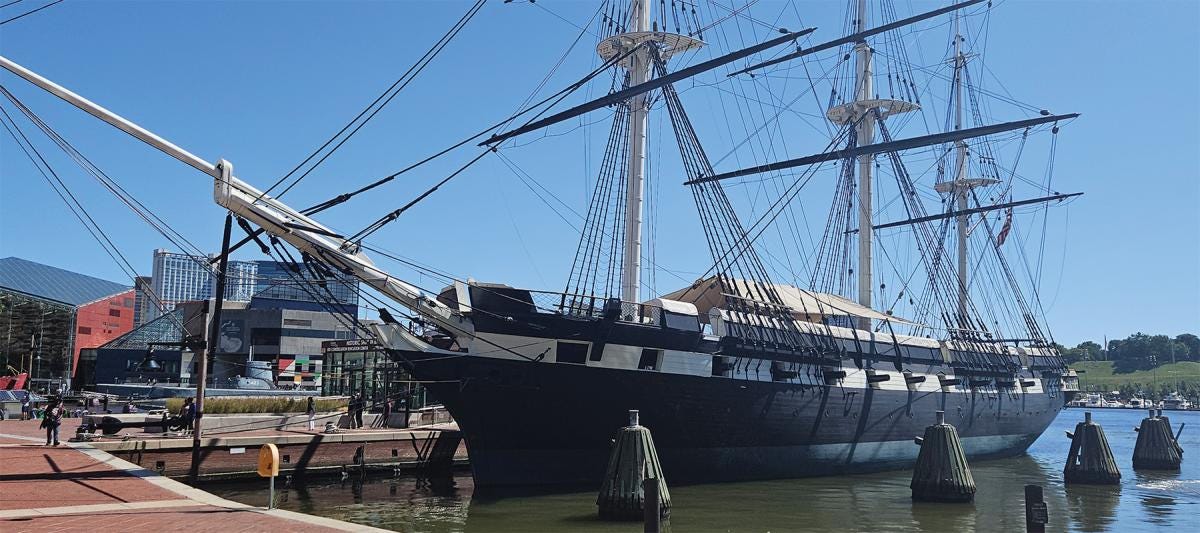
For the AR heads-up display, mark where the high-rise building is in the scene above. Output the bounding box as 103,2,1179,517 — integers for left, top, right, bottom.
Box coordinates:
132,276,154,327
145,250,360,320
148,249,257,318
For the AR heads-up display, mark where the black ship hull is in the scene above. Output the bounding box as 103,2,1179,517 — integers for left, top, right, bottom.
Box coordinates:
402,350,1066,487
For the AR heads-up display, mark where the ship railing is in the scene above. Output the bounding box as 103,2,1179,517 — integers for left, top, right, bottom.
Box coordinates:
525,290,667,325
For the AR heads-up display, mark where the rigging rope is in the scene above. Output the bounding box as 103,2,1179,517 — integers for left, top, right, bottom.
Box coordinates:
259,0,487,201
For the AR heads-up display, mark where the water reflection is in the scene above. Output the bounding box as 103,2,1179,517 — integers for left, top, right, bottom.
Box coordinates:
200,409,1198,533
1134,469,1181,526
1064,484,1121,532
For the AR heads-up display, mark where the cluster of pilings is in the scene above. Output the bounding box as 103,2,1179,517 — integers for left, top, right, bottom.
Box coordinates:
910,410,976,502
594,406,1185,531
1063,411,1121,484
597,410,671,528
1133,409,1183,471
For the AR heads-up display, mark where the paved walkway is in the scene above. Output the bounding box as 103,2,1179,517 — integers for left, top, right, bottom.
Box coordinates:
0,419,386,532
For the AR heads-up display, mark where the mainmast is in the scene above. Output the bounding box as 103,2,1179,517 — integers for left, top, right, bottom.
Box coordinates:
620,0,651,304
853,0,875,328
934,13,997,325
826,0,919,329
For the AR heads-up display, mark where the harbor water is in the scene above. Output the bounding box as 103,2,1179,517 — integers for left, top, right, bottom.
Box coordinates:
207,409,1198,532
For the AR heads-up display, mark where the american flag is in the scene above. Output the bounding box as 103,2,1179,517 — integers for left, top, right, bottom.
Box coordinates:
996,208,1013,246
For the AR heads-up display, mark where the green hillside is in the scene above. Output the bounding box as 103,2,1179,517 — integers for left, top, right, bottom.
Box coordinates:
1070,360,1200,394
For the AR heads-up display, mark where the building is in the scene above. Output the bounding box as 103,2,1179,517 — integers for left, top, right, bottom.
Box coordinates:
322,338,433,412
0,257,135,389
80,309,188,388
144,249,359,320
147,249,258,319
132,276,154,327
252,260,359,316
87,301,364,391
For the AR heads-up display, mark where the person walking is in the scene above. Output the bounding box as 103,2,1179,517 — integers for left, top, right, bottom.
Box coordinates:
20,395,30,421
306,396,317,431
178,397,195,434
378,398,392,429
41,399,63,446
346,394,359,429
353,393,365,429
101,395,109,414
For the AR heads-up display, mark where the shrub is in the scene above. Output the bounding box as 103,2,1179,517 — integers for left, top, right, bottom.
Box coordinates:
164,396,347,414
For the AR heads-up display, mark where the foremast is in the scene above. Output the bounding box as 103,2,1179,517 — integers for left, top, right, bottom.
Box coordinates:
593,0,703,306
619,0,650,305
852,0,875,330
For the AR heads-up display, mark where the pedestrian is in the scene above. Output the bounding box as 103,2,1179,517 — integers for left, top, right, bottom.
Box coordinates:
101,395,109,414
41,399,63,446
353,394,365,429
346,394,358,429
306,396,316,431
20,394,31,421
178,397,195,433
379,398,392,429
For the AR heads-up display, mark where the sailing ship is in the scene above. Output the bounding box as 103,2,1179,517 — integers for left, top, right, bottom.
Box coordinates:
1,0,1082,487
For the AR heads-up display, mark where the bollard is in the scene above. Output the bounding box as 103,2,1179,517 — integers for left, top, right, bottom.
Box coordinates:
643,477,661,533
257,443,280,509
598,410,672,521
1132,409,1182,470
1063,411,1120,484
1024,484,1048,532
910,410,976,502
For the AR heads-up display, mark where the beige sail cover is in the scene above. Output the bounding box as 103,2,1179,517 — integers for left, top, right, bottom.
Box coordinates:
658,276,920,326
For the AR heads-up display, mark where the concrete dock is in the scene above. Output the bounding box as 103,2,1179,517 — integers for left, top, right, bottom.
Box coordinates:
0,419,390,532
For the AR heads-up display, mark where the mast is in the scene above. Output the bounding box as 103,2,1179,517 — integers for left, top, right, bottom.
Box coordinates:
620,0,650,304
853,0,874,329
952,16,970,323
934,13,997,326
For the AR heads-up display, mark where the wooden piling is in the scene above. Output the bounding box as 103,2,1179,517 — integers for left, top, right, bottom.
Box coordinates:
1157,410,1185,459
910,410,976,502
1024,484,1048,533
1063,411,1121,484
643,477,662,533
1133,409,1182,471
598,410,671,521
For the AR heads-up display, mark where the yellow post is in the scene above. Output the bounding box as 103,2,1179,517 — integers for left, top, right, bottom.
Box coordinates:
258,443,280,509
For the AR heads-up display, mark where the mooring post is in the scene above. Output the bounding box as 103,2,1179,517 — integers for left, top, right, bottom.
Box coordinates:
643,477,661,533
910,410,976,502
1063,411,1120,484
598,409,671,521
1133,407,1182,470
1024,484,1047,532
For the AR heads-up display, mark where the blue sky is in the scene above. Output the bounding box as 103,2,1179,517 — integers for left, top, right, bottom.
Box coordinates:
0,0,1196,346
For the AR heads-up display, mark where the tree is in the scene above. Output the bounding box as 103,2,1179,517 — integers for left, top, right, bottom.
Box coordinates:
1110,332,1173,373
1075,341,1102,361
1176,333,1200,361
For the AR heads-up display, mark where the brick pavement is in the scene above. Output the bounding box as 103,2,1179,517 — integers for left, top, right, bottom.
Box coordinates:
0,420,387,532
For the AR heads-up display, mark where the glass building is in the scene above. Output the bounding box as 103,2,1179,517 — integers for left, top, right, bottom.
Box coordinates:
0,257,135,389
252,260,359,316
321,339,431,410
148,249,257,319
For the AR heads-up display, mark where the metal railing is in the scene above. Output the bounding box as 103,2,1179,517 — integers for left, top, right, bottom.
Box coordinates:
525,290,665,325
